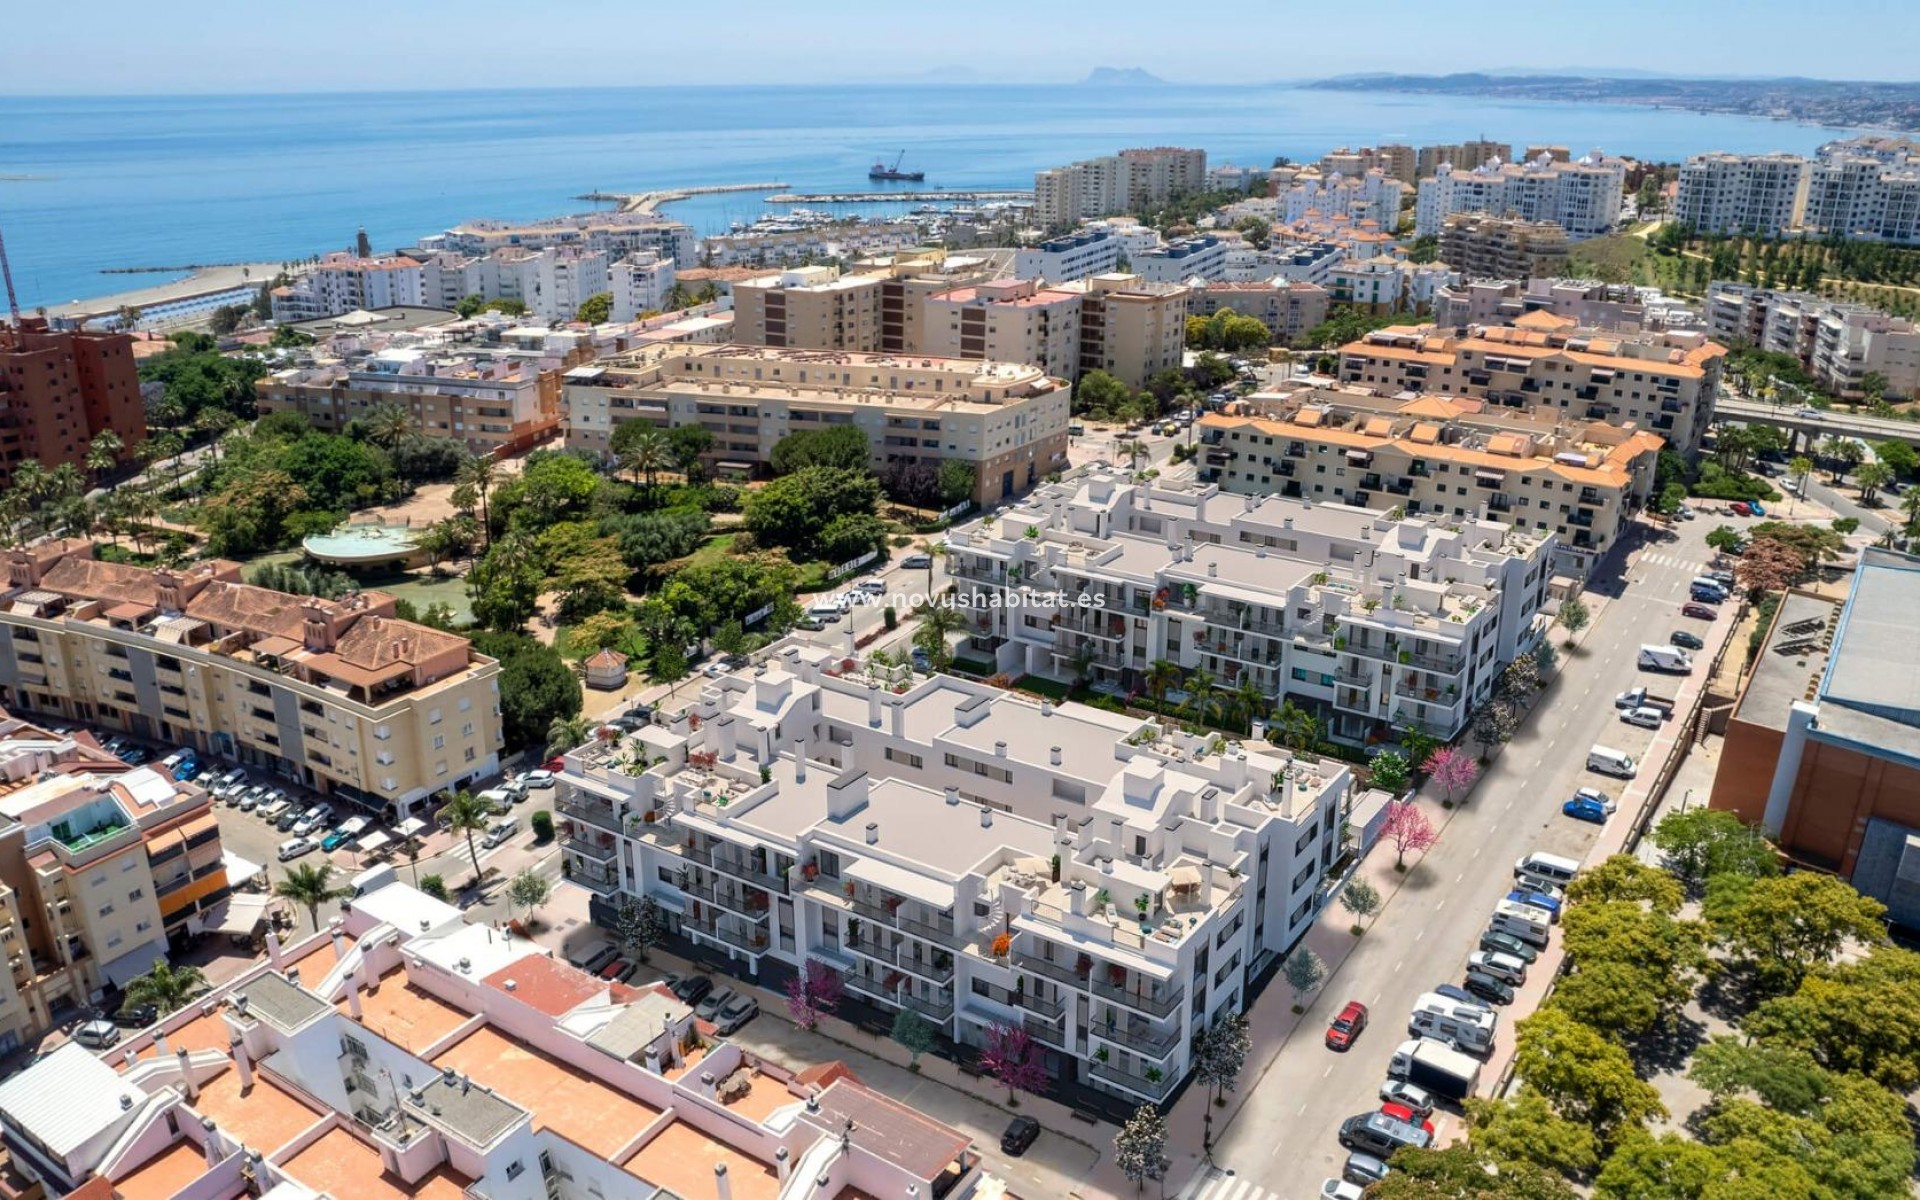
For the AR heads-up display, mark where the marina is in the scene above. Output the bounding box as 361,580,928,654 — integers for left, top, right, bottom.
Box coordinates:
573,182,788,213
763,189,1033,204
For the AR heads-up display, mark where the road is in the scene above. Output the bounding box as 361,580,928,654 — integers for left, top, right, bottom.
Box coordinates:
1719,396,1920,450
1213,511,1744,1193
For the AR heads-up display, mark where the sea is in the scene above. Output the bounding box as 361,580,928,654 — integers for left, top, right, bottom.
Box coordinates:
0,83,1874,310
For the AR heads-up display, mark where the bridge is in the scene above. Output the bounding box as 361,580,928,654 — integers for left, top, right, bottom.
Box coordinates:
1716,397,1920,451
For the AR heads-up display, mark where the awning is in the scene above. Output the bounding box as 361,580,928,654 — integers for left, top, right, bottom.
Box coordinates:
356,831,394,855
101,938,170,989
223,851,264,890
1168,864,1203,891
394,817,430,839
208,893,275,937
845,857,956,910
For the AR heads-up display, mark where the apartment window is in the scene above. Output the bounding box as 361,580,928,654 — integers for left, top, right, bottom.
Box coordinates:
463,722,474,737
375,724,391,740
436,762,449,777
136,920,151,933
505,1162,524,1183
128,888,144,901
98,904,114,917
107,934,122,949
465,747,476,763
459,696,472,712
433,735,446,751
883,747,923,769
429,708,443,725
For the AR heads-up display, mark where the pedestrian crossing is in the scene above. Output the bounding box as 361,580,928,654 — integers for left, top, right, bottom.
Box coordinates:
1175,1168,1285,1200
1637,552,1711,574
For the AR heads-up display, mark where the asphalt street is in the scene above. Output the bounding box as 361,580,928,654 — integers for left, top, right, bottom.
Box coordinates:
1212,511,1744,1194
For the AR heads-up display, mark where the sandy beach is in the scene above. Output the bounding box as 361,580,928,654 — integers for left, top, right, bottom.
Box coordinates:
37,261,288,322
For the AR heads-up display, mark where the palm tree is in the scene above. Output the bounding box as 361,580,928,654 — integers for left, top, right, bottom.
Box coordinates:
123,958,208,1015
913,604,968,670
1145,659,1180,711
1903,488,1920,542
438,789,498,886
365,403,416,451
1120,440,1149,472
618,428,670,489
86,431,125,485
457,454,500,550
275,862,350,931
1230,676,1268,734
1856,461,1893,506
547,714,595,759
1182,669,1215,729
1272,700,1322,752
194,409,237,472
913,538,942,597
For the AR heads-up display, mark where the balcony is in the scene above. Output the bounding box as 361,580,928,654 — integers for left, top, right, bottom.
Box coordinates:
1016,953,1091,992
1091,976,1184,1018
682,879,771,922
562,828,618,863
569,868,622,896
1090,1016,1181,1061
557,796,624,835
683,914,768,954
1090,1058,1178,1100
846,934,955,986
685,844,789,894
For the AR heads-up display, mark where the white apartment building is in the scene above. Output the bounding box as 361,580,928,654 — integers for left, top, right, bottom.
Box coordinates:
1433,278,1660,331
1085,218,1167,260
555,639,1373,1107
1414,153,1628,240
1673,152,1812,236
1327,257,1459,315
947,472,1554,743
1034,148,1207,226
494,247,610,323
1706,282,1920,399
269,254,427,322
418,253,501,311
1281,170,1409,232
1131,235,1230,284
1014,229,1124,283
421,212,698,266
609,251,677,322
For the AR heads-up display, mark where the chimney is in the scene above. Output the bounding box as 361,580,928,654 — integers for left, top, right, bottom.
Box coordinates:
700,1070,718,1100
1040,699,1053,717
231,1037,254,1090
717,716,738,758
346,964,365,1020
328,917,347,959
994,740,1007,757
827,769,869,820
265,930,283,969
1068,880,1087,916
202,1117,222,1166
1283,516,1293,529
865,822,879,845
944,786,959,806
1049,745,1062,766
868,684,884,728
889,698,905,738
1203,861,1217,898
645,1046,663,1075
1207,561,1217,578
776,1147,792,1185
714,1162,732,1200
177,1046,198,1101
794,738,807,783
979,806,992,829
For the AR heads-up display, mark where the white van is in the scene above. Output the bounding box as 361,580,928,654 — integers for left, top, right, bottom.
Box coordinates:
1489,900,1552,947
1408,993,1496,1054
1514,851,1581,888
1586,745,1637,779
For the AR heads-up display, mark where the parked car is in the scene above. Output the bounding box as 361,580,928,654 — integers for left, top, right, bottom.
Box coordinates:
1377,1080,1434,1117
481,817,519,849
1001,1115,1041,1157
910,648,932,672
1729,501,1753,516
292,813,326,837
1325,999,1369,1051
901,553,933,570
1564,795,1609,824
794,617,826,632
1708,569,1736,588
1343,1152,1391,1186
598,957,634,982
1462,970,1515,1005
669,974,714,1006
713,993,759,1036
1572,786,1616,815
73,1019,121,1049
695,987,737,1023
1682,602,1718,620
112,1001,159,1029
278,837,316,862
575,944,619,975
522,770,555,790
276,806,304,831
1479,929,1540,964
1747,501,1767,517
1620,705,1666,729
1470,950,1530,986
1380,1101,1436,1134
322,816,371,852
1320,1180,1365,1200
1615,686,1650,710
1671,630,1705,650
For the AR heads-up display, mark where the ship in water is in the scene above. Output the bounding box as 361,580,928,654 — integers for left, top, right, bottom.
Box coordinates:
868,151,925,182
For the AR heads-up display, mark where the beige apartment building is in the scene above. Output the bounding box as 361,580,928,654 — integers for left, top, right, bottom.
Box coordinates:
1337,313,1726,453
921,279,1084,381
257,350,566,457
1058,273,1189,387
731,254,996,357
564,344,1071,502
0,542,503,820
0,716,228,1050
1188,281,1332,344
1197,388,1662,575
1034,147,1207,226
1437,213,1571,281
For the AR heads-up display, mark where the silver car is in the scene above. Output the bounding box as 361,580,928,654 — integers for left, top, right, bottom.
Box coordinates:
713,994,759,1035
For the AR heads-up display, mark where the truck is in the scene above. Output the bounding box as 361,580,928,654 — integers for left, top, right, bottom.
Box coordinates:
1387,1038,1482,1102
1613,686,1676,712
1637,644,1693,674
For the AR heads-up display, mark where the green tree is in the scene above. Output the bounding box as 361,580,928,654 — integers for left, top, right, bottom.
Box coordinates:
913,604,967,670
468,532,545,632
471,631,583,753
890,1006,938,1069
275,862,351,931
438,789,499,886
1688,1037,1832,1115
743,466,880,557
611,423,671,487
1512,1008,1665,1146
1282,945,1325,1009
665,424,715,483
1369,749,1411,794
1592,1131,1725,1200
1649,808,1777,892
1073,369,1135,418
935,458,976,506
506,868,553,924
1463,1090,1600,1179
1339,877,1382,925
122,958,209,1016
1192,1011,1251,1106
85,430,125,484
1555,596,1589,645
1705,523,1746,558
1857,369,1889,402
1144,658,1181,710
1715,871,1886,993
547,714,596,759
768,425,871,475
1564,853,1684,912
1855,460,1893,504
574,292,613,324
616,897,666,963
457,453,500,548
1271,699,1322,751
1744,946,1920,1090
418,874,449,900
1374,1145,1578,1200
1872,438,1917,478
361,402,415,451
1654,480,1688,515
1112,1104,1167,1194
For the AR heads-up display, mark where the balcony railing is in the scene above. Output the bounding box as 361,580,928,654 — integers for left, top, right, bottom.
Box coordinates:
1090,1058,1178,1099
569,870,622,896
683,915,769,954
562,833,618,863
1090,977,1184,1018
685,844,789,894
1090,1018,1181,1060
1015,953,1090,991
681,880,771,922
1025,1015,1068,1048
557,798,624,835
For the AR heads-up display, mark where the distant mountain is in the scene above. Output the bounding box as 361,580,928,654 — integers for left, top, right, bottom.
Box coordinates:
912,65,990,83
1082,67,1167,87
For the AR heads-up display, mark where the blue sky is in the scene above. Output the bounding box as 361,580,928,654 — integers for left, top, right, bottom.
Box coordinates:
4,0,1916,93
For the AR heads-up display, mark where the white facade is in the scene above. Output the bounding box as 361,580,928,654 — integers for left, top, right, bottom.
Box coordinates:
1014,229,1124,282
609,251,678,322
1673,152,1812,236
1706,281,1920,399
1132,235,1230,284
1281,170,1409,232
1670,140,1920,245
1034,148,1206,226
1415,153,1627,240
421,212,698,266
418,253,501,311
493,247,611,322
270,254,426,322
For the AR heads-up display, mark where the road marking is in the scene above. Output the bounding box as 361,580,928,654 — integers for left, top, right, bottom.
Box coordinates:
1435,898,1446,911
1546,738,1556,750
1394,959,1404,973
1472,846,1482,859
1456,871,1465,883
1323,1064,1334,1077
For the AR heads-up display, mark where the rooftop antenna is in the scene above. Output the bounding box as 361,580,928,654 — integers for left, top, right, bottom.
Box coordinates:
0,223,20,325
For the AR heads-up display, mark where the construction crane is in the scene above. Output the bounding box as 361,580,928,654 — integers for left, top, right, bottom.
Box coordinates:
0,221,19,325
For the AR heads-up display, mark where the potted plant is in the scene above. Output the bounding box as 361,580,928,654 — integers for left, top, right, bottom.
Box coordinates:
847,917,862,942
1050,854,1061,883
1134,894,1150,918
1145,1066,1164,1085
991,932,1013,959
1076,953,1094,978
844,881,856,898
1093,1046,1110,1064
1106,963,1127,988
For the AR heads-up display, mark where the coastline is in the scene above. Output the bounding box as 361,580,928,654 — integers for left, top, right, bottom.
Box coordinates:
38,261,285,323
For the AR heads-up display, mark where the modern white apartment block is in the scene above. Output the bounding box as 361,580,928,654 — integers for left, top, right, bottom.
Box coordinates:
610,251,678,322
493,247,610,323
420,212,699,266
1034,148,1207,226
270,254,427,322
1327,257,1459,316
1197,388,1662,575
1705,282,1920,400
0,872,981,1200
1414,153,1628,240
1338,319,1727,453
1673,152,1812,236
555,639,1370,1106
418,253,503,311
1280,170,1409,232
1131,235,1231,284
945,471,1554,743
1013,229,1125,283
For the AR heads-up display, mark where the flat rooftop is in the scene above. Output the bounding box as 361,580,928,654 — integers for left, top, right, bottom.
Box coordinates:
191,1067,322,1156
342,970,471,1053
281,1126,469,1200
624,1121,779,1200
431,1026,660,1159
112,1141,211,1200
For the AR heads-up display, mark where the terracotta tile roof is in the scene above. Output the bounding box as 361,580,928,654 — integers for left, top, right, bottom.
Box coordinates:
1511,310,1576,330
800,1080,969,1183
584,648,628,669
334,617,467,672
481,955,602,1017
184,581,312,639
38,557,160,607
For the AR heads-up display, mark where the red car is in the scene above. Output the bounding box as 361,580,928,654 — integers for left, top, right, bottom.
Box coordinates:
1380,1101,1436,1134
1681,602,1718,620
1728,501,1753,516
1325,1000,1369,1051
